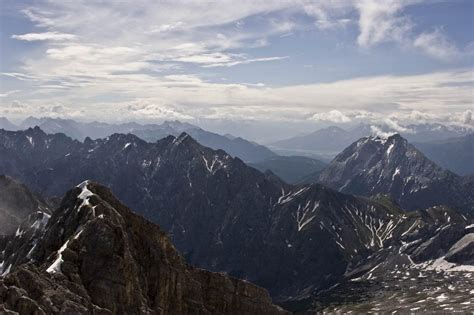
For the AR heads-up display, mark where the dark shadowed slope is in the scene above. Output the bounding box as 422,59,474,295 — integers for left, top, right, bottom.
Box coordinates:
249,155,327,184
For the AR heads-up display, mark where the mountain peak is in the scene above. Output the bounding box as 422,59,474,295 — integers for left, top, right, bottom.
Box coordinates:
319,135,471,211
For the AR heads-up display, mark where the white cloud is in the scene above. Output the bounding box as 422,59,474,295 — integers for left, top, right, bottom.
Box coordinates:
370,125,396,138
124,101,194,121
202,56,289,68
311,110,351,123
0,90,19,98
414,29,460,61
356,0,416,47
383,118,413,133
303,2,353,30
12,32,76,41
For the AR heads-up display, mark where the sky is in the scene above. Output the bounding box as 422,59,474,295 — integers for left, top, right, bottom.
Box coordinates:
0,0,473,140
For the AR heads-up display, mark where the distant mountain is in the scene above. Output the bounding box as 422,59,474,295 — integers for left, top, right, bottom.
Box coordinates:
250,156,327,184
319,134,474,213
0,117,17,131
0,181,285,313
403,123,473,143
1,127,472,312
19,117,276,162
270,123,473,159
270,126,363,157
0,175,50,236
414,134,474,175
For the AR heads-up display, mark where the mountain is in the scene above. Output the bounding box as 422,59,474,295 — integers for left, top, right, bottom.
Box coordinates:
0,175,51,236
414,134,474,175
250,156,327,184
0,181,286,314
319,134,474,213
19,117,276,162
0,117,17,131
270,126,361,157
1,128,472,312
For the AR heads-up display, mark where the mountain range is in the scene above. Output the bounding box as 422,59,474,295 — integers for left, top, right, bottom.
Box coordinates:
269,123,473,164
2,116,276,163
0,127,472,312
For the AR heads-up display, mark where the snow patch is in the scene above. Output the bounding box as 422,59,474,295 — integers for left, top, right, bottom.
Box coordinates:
46,240,70,274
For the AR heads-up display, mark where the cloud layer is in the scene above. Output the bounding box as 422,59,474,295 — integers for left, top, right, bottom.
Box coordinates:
1,0,473,131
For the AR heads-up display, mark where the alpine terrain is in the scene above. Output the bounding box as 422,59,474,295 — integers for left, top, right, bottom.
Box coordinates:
0,128,472,312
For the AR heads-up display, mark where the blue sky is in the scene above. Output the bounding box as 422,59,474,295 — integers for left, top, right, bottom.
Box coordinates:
0,0,473,139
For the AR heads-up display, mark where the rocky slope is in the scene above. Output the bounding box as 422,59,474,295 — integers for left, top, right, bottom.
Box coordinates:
0,181,286,314
285,204,474,313
0,175,51,236
319,134,474,213
0,128,472,311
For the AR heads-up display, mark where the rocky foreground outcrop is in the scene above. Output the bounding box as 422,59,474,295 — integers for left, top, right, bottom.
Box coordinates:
0,181,286,314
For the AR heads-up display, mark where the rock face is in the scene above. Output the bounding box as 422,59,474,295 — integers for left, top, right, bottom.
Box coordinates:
0,128,472,308
319,134,473,213
0,181,286,314
0,175,50,236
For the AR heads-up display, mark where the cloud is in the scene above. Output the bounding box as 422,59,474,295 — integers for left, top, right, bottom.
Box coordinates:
460,110,473,126
0,90,19,98
356,0,415,47
201,56,289,68
125,101,194,121
383,118,413,133
370,125,396,138
311,110,351,123
303,2,353,30
414,29,460,61
12,32,76,41
11,100,26,108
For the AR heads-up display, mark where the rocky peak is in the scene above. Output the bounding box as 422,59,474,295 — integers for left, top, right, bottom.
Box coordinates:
319,134,473,212
0,181,287,314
